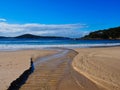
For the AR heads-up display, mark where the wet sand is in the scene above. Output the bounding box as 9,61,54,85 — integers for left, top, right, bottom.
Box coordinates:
0,49,57,90
20,47,120,90
1,47,120,90
20,49,79,90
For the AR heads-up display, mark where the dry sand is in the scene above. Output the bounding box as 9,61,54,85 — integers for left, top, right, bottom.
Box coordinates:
1,47,120,90
0,49,57,90
73,47,120,90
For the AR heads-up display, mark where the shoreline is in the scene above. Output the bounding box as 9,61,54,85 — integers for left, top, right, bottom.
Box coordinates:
0,46,120,90
0,43,120,51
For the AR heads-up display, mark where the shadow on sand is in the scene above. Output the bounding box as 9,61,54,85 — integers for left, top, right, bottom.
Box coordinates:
7,59,34,90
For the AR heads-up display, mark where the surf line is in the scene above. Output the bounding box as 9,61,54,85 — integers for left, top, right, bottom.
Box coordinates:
7,58,34,90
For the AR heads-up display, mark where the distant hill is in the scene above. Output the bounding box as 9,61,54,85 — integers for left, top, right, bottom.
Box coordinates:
15,34,71,39
15,34,48,39
15,34,42,38
0,34,71,39
1,26,120,40
80,26,120,40
0,36,6,38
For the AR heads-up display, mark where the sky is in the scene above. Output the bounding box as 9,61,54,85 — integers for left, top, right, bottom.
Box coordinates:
0,0,120,38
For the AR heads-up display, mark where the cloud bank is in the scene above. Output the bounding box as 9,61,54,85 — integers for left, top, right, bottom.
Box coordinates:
0,21,88,38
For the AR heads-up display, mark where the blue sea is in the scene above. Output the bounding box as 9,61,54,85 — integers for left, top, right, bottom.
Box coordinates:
0,38,120,50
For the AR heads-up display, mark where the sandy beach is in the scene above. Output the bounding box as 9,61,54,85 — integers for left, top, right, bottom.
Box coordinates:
73,47,120,90
20,47,120,90
0,49,57,90
1,47,120,90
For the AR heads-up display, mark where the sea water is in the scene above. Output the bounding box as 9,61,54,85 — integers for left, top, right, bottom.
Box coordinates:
0,38,120,50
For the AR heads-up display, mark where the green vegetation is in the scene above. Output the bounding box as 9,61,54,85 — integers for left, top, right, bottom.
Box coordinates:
81,26,120,39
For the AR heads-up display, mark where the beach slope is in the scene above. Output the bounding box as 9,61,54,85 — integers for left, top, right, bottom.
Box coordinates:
73,47,120,90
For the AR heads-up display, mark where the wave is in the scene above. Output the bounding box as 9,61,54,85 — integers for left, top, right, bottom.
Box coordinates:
0,43,120,51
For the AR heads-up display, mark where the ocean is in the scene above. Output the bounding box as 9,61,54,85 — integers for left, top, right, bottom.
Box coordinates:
0,38,120,50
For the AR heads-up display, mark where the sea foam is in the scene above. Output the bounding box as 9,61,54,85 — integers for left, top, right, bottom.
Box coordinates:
0,43,120,51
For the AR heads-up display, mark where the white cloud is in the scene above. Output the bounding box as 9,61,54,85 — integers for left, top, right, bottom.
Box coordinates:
0,18,7,22
0,22,88,37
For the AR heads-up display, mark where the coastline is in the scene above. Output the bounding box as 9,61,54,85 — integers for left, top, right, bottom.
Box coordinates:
0,46,120,90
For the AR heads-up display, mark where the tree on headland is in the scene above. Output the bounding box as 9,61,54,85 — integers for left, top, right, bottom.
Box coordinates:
81,26,120,40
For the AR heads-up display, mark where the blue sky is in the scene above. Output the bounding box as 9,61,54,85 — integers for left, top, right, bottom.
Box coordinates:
0,0,120,37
